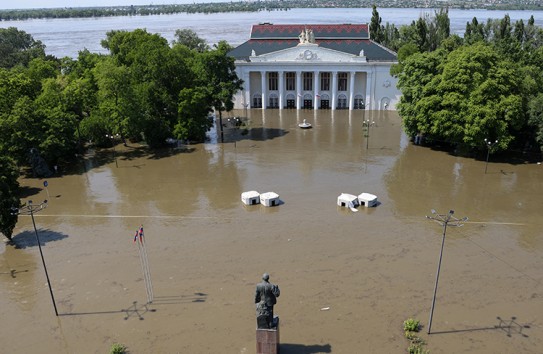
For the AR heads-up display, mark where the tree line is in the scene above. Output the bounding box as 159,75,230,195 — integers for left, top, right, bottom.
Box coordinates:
1,0,541,21
0,27,242,240
371,6,543,156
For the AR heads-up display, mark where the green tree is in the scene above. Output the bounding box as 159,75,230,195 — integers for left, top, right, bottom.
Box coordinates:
465,17,485,45
194,41,242,142
397,43,525,151
175,87,212,142
172,29,209,52
369,5,383,43
101,29,191,147
528,93,543,152
34,77,79,164
0,156,19,241
0,27,46,69
93,57,134,143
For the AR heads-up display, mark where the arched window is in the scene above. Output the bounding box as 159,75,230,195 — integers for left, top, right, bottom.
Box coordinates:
338,94,348,109
354,95,365,109
269,93,278,108
253,94,262,108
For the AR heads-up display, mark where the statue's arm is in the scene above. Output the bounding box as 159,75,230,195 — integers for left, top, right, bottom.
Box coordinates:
273,285,280,298
255,287,261,303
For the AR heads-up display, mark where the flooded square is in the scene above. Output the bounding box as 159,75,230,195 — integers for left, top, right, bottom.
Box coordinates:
1,109,542,353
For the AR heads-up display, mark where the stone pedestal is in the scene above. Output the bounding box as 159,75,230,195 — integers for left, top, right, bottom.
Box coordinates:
256,317,280,354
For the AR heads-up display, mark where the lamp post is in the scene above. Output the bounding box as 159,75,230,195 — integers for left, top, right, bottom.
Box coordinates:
425,209,468,334
105,134,119,168
363,119,375,149
243,103,249,119
11,200,58,316
484,138,498,174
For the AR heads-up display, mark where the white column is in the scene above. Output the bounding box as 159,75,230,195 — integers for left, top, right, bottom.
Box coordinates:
331,71,338,110
278,70,284,109
349,71,356,110
244,71,251,108
313,71,319,110
365,71,373,110
296,71,302,110
261,71,267,110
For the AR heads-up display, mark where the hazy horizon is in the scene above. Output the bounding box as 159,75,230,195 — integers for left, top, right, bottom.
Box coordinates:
0,0,226,10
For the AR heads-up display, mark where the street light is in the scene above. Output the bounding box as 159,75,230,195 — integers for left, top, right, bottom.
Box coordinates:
105,134,119,168
425,209,468,334
363,119,375,149
484,138,498,174
243,103,249,119
11,200,58,316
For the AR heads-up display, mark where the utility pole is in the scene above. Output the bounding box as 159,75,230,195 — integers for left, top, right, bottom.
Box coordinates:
363,119,375,149
484,138,498,174
12,200,58,316
425,209,468,334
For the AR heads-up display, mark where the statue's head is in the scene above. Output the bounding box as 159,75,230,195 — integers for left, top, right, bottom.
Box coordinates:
262,273,270,281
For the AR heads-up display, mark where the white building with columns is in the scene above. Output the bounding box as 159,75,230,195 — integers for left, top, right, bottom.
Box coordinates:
228,23,400,111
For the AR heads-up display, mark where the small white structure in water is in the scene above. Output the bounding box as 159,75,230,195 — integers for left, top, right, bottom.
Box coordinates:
358,193,378,207
241,191,260,206
260,192,280,207
298,119,312,129
337,193,360,211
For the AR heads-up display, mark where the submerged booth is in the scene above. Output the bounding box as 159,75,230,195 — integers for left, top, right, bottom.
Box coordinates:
260,192,280,207
242,191,261,205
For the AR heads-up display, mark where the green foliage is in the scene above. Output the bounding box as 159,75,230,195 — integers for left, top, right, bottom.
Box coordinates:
369,5,383,43
403,318,421,332
0,27,46,69
408,343,429,354
397,42,528,151
172,29,209,52
109,343,127,354
0,156,20,240
175,87,213,142
528,93,543,152
403,318,429,354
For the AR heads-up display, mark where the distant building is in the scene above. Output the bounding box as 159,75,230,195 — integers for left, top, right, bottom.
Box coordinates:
228,23,400,111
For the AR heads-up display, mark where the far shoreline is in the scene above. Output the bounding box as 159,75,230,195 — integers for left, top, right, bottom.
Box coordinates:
1,1,542,21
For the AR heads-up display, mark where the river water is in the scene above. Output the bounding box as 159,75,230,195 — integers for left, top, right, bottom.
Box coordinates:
1,7,542,58
2,6,543,354
1,109,542,353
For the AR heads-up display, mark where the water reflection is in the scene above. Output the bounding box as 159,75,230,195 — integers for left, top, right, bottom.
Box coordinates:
74,108,543,251
0,242,38,312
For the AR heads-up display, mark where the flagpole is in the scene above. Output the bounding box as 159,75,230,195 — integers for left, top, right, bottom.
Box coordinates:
135,228,152,304
135,226,153,304
140,234,154,303
139,241,153,304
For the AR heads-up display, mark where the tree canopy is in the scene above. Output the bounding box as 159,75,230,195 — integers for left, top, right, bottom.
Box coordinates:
0,27,243,237
376,6,543,155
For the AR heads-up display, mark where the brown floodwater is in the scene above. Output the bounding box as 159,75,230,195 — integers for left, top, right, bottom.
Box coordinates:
1,109,542,354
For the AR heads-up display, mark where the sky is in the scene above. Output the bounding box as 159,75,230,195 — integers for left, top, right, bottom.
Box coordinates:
0,0,226,10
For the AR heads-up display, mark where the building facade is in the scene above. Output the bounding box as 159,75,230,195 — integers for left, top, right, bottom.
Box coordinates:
228,23,400,111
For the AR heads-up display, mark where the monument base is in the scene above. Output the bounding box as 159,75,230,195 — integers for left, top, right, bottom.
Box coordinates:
256,316,280,354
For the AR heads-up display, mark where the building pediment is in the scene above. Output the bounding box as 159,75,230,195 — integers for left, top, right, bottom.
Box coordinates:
250,44,366,63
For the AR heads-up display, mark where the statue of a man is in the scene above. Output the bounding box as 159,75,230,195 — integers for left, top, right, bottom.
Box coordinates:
308,29,315,43
255,273,280,329
298,30,306,44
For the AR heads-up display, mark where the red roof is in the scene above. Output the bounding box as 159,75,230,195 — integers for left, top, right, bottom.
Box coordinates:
250,24,369,40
